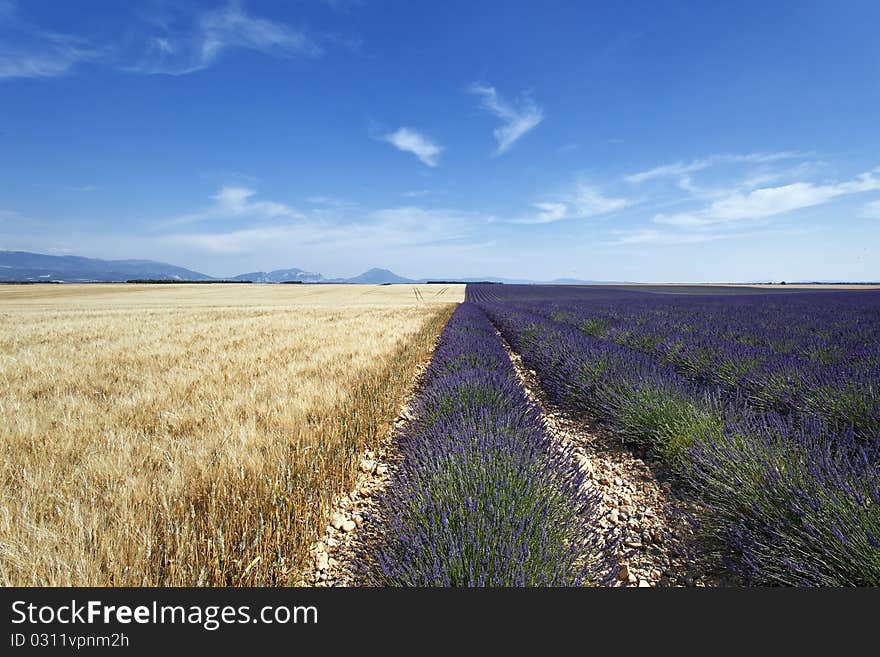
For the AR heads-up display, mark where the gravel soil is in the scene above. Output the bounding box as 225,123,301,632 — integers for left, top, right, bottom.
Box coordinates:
499,330,732,587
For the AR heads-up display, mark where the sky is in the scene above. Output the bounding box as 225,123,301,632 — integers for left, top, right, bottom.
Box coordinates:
1,0,879,282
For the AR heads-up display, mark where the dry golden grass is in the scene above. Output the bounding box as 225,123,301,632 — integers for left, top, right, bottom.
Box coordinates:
0,283,462,586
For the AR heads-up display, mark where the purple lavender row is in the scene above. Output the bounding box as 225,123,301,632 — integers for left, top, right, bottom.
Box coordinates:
471,285,880,440
471,287,880,585
356,303,604,586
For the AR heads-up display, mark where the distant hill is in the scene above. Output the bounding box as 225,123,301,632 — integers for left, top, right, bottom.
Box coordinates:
341,268,415,284
0,250,212,283
231,267,324,283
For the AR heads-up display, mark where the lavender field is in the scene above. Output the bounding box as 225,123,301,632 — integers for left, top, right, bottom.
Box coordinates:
342,284,880,587
462,284,880,586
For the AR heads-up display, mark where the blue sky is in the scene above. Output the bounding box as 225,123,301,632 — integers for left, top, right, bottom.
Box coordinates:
1,0,879,281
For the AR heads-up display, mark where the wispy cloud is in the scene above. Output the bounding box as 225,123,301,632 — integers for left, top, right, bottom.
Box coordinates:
382,127,443,167
160,189,488,256
728,160,826,196
515,183,634,224
606,226,812,248
161,186,305,228
470,84,544,155
133,1,321,75
625,152,805,184
306,195,352,206
519,202,568,225
1,1,322,79
653,170,880,227
0,2,100,80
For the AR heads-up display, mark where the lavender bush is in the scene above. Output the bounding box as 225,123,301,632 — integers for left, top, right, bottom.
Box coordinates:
684,414,880,586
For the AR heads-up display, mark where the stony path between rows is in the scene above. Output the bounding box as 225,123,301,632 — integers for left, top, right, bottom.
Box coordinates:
495,328,725,587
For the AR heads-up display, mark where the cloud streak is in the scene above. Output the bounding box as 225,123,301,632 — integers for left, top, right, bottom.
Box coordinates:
133,1,321,75
0,1,321,79
161,186,305,228
470,84,543,155
625,152,805,184
152,187,492,260
382,127,443,167
0,2,100,80
515,183,634,224
653,170,880,227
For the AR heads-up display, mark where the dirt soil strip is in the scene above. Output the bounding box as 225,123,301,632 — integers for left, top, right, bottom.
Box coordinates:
494,327,724,587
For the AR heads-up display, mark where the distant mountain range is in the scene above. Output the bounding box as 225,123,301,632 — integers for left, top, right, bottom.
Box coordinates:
229,267,324,284
0,251,212,283
0,250,629,285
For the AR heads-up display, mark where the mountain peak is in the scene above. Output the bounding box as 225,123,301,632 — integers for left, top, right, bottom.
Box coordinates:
230,267,323,283
344,268,413,284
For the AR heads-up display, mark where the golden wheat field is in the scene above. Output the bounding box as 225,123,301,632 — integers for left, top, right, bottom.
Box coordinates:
0,283,463,586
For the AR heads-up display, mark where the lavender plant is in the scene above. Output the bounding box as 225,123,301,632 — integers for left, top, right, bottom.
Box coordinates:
684,414,880,586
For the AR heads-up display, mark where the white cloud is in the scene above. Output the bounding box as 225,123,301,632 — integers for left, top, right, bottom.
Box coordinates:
134,1,321,75
570,185,633,216
0,28,99,79
154,188,490,259
673,160,827,201
163,201,487,256
653,170,880,227
383,127,443,167
162,186,305,227
625,152,805,184
305,195,357,209
0,1,322,79
470,84,544,155
515,183,634,224
521,202,568,225
213,186,256,212
200,3,319,60
153,37,175,54
736,161,823,191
